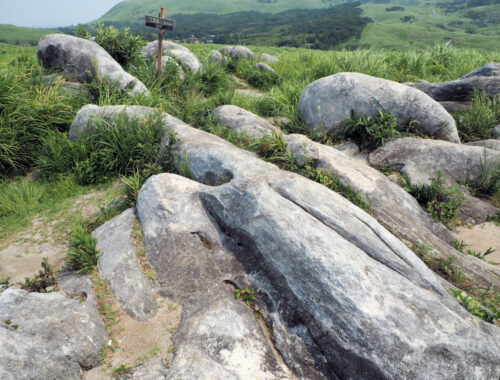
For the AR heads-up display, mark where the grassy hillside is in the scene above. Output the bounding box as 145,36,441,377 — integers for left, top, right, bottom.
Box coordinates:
98,0,336,22
0,25,58,46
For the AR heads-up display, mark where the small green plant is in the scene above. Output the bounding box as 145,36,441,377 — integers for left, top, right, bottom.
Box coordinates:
66,222,99,274
113,364,133,376
487,212,500,225
467,149,500,198
75,25,91,40
235,287,262,319
20,258,57,292
452,239,497,263
121,170,142,206
407,171,464,225
450,289,500,323
342,110,401,151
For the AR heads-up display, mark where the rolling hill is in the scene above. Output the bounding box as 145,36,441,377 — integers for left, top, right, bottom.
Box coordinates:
0,24,58,45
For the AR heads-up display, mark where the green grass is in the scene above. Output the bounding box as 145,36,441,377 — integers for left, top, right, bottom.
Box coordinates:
339,3,500,51
0,25,58,46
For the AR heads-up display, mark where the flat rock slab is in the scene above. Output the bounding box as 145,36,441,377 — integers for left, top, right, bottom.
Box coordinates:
299,72,459,142
93,208,157,321
0,288,107,379
467,139,500,151
37,34,148,96
118,357,167,380
135,116,500,379
407,76,500,101
212,105,280,139
369,137,500,186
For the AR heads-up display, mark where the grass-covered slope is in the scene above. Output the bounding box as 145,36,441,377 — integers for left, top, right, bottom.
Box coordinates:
339,3,500,50
0,24,58,46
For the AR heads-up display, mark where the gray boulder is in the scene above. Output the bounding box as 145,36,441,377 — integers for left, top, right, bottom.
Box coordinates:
466,139,500,151
369,137,500,186
230,46,257,60
142,40,189,59
208,49,227,64
299,72,460,142
0,288,107,379
460,62,500,79
212,105,280,139
439,100,471,113
156,55,185,80
219,45,234,56
260,53,278,63
37,34,149,96
406,76,500,101
214,107,500,292
68,104,160,141
135,116,500,379
168,49,201,73
93,208,157,321
255,62,275,73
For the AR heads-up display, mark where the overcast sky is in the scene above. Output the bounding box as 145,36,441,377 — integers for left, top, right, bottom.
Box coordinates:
0,0,123,28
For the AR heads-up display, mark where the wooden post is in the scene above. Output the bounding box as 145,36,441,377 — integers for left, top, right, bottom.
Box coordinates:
157,7,165,80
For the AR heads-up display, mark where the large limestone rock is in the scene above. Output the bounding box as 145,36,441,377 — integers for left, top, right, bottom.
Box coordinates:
208,49,227,64
369,137,500,186
230,46,257,60
68,104,160,141
214,107,500,292
407,76,500,101
93,208,157,321
255,62,275,73
467,139,500,151
219,46,234,56
142,40,201,73
37,34,149,96
142,40,190,58
461,62,500,79
134,115,500,379
299,72,460,142
260,53,278,63
0,288,107,379
212,105,280,139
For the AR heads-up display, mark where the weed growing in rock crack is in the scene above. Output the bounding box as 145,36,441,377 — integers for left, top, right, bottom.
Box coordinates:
234,288,262,319
20,257,57,292
450,289,500,323
451,240,497,264
131,218,156,279
405,171,464,225
113,346,160,376
340,110,401,151
467,149,500,199
411,242,500,324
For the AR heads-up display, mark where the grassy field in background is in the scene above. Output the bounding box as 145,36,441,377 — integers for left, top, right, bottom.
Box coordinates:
339,3,500,50
0,25,58,46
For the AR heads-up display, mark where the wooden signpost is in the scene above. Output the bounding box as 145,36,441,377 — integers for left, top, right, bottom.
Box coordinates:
145,7,175,80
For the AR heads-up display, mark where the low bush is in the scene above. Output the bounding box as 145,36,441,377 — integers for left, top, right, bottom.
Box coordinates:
455,91,500,142
406,171,464,225
467,150,500,198
95,24,145,68
20,258,57,292
66,222,99,274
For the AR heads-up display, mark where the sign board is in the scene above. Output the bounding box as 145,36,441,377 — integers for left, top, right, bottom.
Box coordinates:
145,15,175,30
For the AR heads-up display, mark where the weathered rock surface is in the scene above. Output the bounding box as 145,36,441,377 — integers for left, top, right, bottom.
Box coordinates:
299,72,460,142
142,40,190,59
467,139,500,151
212,105,280,139
255,62,275,73
69,104,171,141
406,76,500,101
230,46,257,60
168,49,201,73
134,116,500,379
460,62,500,79
219,45,234,56
209,49,226,64
260,53,278,63
439,100,471,113
214,107,500,291
43,73,91,98
117,357,167,380
156,55,185,80
37,34,149,96
369,137,500,186
0,288,107,379
142,40,201,73
93,208,157,321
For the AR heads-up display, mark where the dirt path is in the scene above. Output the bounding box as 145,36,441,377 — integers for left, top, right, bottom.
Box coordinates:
454,222,500,265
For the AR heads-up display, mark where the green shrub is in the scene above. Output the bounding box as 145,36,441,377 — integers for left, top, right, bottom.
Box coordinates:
455,91,500,142
95,24,145,68
20,258,57,292
66,221,99,273
467,149,500,198
406,171,464,225
451,289,500,323
76,25,91,40
341,111,401,151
